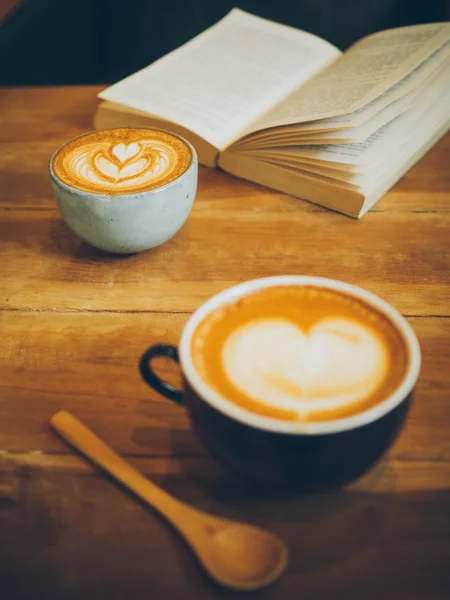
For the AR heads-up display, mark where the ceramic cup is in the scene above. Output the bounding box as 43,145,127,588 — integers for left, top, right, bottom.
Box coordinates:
140,276,421,491
48,130,198,254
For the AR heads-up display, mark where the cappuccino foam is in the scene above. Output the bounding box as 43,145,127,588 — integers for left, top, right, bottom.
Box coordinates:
192,286,409,422
52,128,192,194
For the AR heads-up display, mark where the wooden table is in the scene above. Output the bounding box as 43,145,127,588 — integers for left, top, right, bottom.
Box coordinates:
1,86,449,600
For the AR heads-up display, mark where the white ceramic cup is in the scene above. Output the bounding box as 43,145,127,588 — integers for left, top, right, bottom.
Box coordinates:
48,130,198,254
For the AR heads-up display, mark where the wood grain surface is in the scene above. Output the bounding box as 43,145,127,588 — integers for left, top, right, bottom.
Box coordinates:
0,86,449,600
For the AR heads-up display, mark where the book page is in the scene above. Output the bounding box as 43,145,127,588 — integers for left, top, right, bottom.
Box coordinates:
257,146,407,188
99,9,340,150
244,149,362,172
261,39,450,135
302,59,449,144
248,22,450,131
244,152,361,172
258,60,447,146
245,61,450,167
250,154,365,181
237,91,414,148
247,114,414,166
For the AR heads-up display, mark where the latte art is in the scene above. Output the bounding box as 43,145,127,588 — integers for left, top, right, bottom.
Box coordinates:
52,128,192,194
192,286,409,422
222,317,387,417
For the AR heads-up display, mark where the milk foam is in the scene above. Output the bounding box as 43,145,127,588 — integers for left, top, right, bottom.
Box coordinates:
67,139,177,192
222,317,388,417
53,129,192,194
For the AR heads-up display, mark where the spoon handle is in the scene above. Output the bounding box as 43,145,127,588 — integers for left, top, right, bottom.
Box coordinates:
50,410,198,528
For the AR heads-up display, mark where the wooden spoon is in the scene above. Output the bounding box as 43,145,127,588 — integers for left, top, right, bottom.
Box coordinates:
50,411,288,590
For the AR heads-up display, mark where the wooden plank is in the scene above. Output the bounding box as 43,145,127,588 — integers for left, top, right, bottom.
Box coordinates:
0,86,449,214
0,143,306,211
1,139,450,213
0,311,195,456
0,312,448,461
0,86,103,143
0,208,449,314
2,140,449,213
0,452,449,600
4,453,450,492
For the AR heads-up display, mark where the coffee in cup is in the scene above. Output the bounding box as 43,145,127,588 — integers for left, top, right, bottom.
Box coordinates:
49,128,197,254
52,128,192,195
191,285,409,423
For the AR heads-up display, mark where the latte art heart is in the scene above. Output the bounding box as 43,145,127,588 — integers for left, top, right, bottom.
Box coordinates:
93,141,153,183
52,128,192,194
93,150,153,182
112,142,140,162
222,317,388,416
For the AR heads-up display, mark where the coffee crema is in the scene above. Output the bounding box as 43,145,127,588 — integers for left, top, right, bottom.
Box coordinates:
192,286,409,422
52,128,192,195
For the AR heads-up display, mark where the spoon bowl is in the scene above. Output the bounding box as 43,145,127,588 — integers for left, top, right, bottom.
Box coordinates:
196,520,288,590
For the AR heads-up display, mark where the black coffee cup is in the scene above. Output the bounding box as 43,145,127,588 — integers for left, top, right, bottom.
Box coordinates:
140,277,421,491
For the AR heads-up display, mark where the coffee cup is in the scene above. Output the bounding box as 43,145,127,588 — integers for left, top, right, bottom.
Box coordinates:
140,276,421,490
49,127,198,254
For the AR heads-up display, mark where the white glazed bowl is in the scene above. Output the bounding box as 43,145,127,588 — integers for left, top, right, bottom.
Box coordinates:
49,132,198,254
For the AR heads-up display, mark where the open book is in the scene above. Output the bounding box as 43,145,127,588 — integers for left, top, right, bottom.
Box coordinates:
95,9,450,217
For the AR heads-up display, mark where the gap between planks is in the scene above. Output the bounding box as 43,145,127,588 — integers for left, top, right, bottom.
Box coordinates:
1,205,449,214
0,306,448,318
0,306,193,315
1,450,450,463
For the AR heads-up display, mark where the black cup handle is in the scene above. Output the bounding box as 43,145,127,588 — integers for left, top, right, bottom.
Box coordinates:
139,344,183,404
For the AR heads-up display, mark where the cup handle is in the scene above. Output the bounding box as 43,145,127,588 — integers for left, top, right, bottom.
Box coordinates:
139,345,183,404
